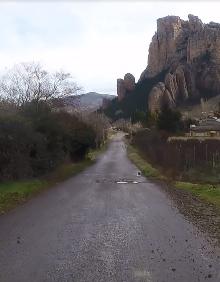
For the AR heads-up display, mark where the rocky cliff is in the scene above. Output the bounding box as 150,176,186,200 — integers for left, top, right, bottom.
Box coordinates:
115,15,220,113
140,14,220,112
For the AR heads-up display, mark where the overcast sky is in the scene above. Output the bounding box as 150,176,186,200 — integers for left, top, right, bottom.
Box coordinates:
1,1,220,95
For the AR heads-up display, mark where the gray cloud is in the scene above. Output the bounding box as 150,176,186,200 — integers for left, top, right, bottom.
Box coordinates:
0,1,220,95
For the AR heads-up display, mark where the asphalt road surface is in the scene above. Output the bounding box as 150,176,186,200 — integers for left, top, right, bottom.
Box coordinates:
0,133,220,282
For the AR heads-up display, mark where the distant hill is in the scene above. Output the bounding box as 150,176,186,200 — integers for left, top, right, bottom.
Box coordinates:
61,92,115,112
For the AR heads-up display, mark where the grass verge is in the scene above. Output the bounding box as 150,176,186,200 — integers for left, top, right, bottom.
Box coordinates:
127,144,163,179
0,145,107,215
175,182,220,208
127,143,220,209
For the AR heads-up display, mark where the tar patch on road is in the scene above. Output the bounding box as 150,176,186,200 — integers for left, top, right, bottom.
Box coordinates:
95,178,142,184
116,180,140,184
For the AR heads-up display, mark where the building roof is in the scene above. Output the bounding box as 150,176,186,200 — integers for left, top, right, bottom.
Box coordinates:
191,119,220,132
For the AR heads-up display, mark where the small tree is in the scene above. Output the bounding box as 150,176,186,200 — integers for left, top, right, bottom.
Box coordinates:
82,112,110,148
145,111,157,128
157,105,183,133
132,110,146,125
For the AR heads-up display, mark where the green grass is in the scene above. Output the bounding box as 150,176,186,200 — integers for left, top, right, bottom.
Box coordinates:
0,145,107,215
87,142,108,161
0,180,46,214
182,166,220,184
127,144,163,179
47,159,93,184
175,182,220,208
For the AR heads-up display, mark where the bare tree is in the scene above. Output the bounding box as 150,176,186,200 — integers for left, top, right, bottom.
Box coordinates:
0,62,81,107
82,112,110,147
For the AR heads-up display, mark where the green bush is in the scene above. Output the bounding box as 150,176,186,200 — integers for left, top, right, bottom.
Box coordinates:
157,106,183,133
0,101,97,180
0,114,41,179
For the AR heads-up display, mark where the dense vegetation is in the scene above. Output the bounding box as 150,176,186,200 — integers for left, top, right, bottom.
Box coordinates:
0,101,98,180
0,62,109,181
156,105,183,132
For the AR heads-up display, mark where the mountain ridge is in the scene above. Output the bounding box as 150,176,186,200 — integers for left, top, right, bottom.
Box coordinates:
62,92,115,112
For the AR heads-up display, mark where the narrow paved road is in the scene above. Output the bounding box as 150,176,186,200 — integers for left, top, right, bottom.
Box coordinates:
0,133,219,282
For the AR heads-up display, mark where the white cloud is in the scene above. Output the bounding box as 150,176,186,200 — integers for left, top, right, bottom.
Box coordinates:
0,1,220,94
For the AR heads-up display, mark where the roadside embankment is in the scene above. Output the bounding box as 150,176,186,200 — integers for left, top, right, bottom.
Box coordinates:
127,143,220,209
127,142,220,243
0,142,109,215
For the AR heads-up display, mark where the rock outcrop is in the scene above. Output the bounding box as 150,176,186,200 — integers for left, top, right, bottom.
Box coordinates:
139,14,220,112
117,73,135,101
117,79,126,101
124,73,135,91
148,82,176,112
148,82,166,112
